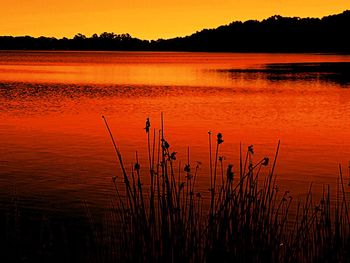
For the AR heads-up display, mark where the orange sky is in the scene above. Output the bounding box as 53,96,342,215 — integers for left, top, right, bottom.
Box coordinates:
1,0,350,40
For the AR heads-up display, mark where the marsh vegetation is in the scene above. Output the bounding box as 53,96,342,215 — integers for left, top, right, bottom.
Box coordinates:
97,116,350,263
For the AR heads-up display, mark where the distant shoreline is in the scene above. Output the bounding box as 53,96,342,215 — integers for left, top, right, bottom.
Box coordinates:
1,10,349,53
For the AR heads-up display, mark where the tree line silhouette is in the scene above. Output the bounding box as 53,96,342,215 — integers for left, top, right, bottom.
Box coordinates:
0,10,349,52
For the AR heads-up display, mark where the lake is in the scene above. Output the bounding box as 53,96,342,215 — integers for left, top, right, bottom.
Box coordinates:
1,51,350,219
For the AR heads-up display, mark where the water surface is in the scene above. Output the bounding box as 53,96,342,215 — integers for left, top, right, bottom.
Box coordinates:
1,51,350,216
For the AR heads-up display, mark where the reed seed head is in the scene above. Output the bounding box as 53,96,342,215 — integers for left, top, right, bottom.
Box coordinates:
170,152,177,160
248,145,254,154
184,164,191,173
217,133,224,144
162,139,170,149
262,157,269,166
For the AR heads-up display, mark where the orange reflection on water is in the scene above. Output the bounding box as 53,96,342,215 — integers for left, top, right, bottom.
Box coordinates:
1,51,350,210
1,51,350,86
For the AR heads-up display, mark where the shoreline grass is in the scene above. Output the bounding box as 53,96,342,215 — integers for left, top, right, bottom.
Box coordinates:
102,115,350,263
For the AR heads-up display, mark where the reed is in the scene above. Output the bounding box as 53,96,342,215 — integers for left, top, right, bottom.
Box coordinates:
102,116,350,263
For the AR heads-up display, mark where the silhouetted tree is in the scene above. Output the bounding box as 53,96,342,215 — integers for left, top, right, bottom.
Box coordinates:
0,10,349,52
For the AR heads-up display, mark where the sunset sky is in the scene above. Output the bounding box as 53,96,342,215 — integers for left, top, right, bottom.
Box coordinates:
1,0,349,40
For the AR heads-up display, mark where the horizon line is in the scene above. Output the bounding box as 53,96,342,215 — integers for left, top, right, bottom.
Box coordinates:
1,9,349,42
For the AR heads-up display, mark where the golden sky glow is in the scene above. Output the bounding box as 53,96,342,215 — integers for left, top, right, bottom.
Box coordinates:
1,0,350,40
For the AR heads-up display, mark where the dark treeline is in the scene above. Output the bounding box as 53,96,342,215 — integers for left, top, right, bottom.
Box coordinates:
0,33,150,51
1,10,350,52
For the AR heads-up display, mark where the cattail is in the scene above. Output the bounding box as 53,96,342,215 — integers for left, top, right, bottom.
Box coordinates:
144,117,150,133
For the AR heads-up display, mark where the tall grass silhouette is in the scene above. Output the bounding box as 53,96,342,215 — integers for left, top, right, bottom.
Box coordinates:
102,115,350,263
